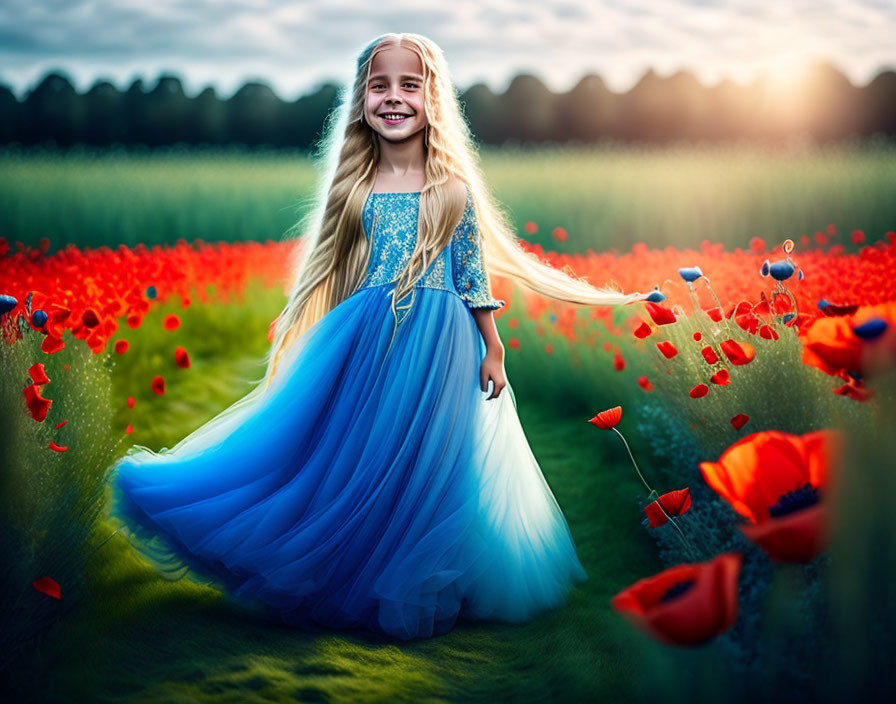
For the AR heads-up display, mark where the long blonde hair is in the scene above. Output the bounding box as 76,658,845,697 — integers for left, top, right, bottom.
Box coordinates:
264,32,648,384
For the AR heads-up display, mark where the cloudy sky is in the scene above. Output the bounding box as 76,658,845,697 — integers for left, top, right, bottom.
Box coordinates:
1,0,894,100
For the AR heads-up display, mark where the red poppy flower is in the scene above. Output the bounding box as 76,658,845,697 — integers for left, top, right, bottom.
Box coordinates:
589,406,622,430
689,383,708,398
125,424,134,434
163,313,180,330
637,375,653,391
524,221,537,234
552,227,567,242
758,324,779,340
710,369,731,385
611,552,741,646
114,339,129,354
704,307,723,322
833,381,873,402
633,320,652,339
645,301,677,326
701,346,719,364
800,316,862,377
23,383,52,421
28,362,50,385
656,341,678,359
613,350,626,371
700,430,841,563
32,576,61,600
41,334,65,354
720,340,755,365
49,441,68,452
174,346,191,368
730,413,750,430
508,338,520,350
693,331,702,341
644,488,692,528
851,230,865,245
151,375,165,395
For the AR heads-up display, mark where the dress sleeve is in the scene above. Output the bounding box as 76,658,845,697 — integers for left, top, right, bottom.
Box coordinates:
451,191,506,311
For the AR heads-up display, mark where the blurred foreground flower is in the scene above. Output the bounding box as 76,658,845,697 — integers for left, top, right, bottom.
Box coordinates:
700,430,841,563
611,552,741,646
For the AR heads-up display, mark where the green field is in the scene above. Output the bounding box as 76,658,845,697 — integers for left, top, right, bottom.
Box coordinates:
4,142,896,702
2,140,895,253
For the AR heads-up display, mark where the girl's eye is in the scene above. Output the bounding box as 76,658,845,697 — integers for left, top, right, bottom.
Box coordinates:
371,83,418,90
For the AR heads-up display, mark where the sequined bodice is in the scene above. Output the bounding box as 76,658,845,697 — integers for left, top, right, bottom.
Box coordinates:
358,191,505,311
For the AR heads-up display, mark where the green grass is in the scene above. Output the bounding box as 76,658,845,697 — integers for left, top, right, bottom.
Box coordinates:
2,140,895,254
16,403,664,704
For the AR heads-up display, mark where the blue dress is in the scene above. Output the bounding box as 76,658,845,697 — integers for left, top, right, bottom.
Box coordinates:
105,189,588,640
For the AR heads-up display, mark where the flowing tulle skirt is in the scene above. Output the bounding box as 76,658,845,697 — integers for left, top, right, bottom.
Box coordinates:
104,282,588,640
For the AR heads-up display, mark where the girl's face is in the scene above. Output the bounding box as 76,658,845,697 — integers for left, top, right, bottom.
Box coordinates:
363,45,428,145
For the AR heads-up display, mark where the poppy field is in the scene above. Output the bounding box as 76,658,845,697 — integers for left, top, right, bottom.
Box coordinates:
3,146,896,702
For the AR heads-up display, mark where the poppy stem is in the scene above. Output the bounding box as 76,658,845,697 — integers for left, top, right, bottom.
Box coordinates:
612,427,653,495
650,497,701,561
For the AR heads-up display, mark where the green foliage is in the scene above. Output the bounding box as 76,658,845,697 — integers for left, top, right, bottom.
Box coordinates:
2,141,895,253
0,322,123,672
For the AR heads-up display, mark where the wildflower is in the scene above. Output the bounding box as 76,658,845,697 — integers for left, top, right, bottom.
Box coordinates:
23,383,52,421
700,430,841,563
151,375,165,395
678,266,703,283
32,576,61,600
633,320,652,339
637,375,653,391
163,314,180,330
689,383,709,398
720,340,755,365
730,413,750,430
610,553,741,646
174,346,191,368
646,301,676,325
0,293,17,315
28,362,50,385
588,406,622,430
656,341,678,359
700,346,719,364
710,369,731,385
817,299,858,317
646,287,666,303
644,488,692,528
613,350,625,371
114,339,129,354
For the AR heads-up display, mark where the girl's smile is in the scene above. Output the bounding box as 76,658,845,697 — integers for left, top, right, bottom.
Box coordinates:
364,45,428,142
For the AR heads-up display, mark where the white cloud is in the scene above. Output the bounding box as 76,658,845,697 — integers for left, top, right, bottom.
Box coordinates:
0,0,892,99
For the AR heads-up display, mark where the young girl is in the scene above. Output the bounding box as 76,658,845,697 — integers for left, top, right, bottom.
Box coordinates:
105,32,650,640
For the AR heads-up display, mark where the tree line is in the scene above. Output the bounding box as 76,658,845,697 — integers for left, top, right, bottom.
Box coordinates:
1,60,893,149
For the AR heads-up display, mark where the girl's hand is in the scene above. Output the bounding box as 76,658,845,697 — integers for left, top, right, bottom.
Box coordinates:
480,347,507,400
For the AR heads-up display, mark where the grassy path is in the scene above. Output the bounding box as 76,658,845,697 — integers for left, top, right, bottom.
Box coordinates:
19,399,662,703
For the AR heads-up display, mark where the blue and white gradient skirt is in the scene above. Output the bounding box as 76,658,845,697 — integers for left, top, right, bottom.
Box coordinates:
105,283,588,640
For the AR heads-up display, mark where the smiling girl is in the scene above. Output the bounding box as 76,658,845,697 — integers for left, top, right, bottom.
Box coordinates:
104,32,650,640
